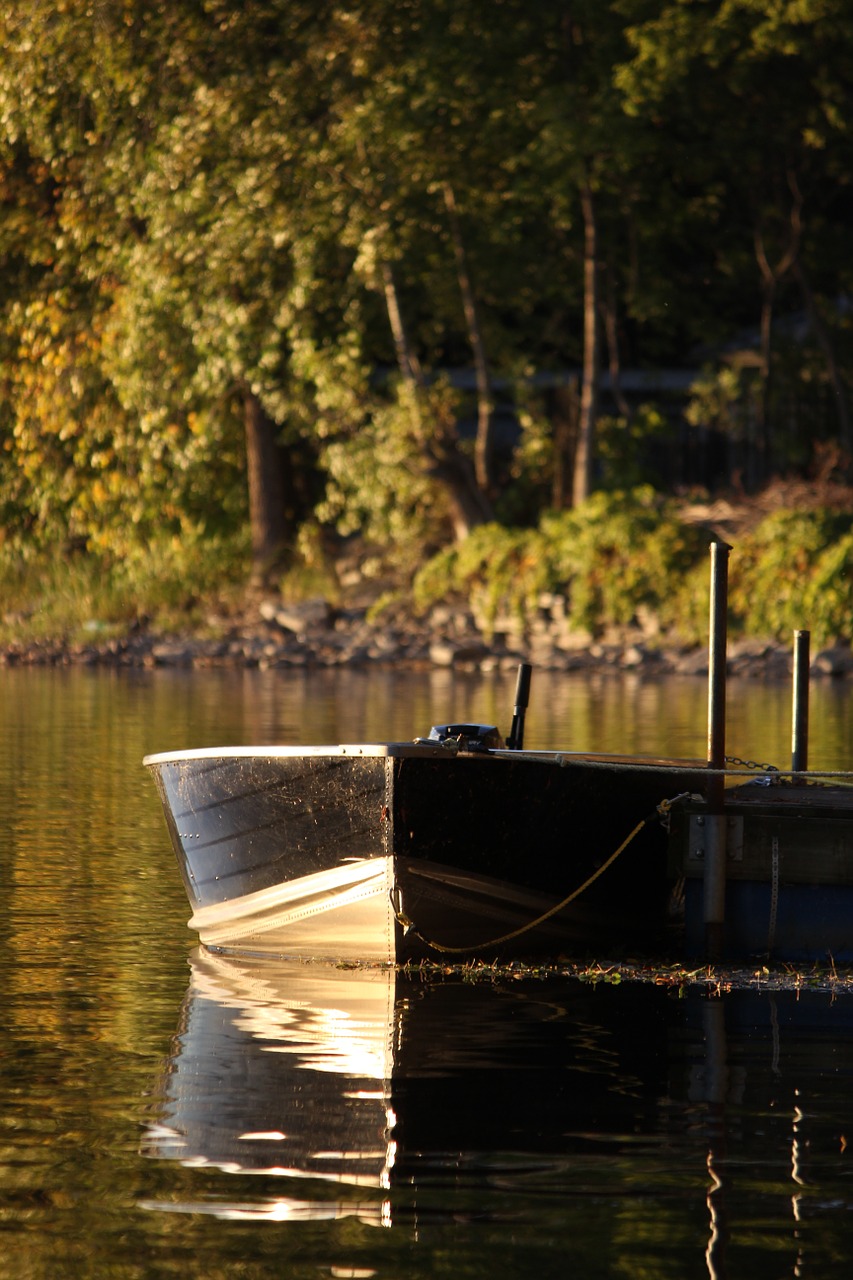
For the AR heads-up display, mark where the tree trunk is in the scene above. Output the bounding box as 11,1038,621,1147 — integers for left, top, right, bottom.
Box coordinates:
753,244,778,483
752,174,804,483
572,177,600,507
427,452,494,540
443,182,496,496
379,258,492,538
381,260,423,389
244,388,289,584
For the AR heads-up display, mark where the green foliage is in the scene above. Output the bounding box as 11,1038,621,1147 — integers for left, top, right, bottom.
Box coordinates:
414,496,853,647
415,487,708,638
730,508,853,645
276,521,342,604
0,0,852,594
317,378,461,569
414,522,550,633
542,488,707,634
596,405,671,490
0,290,247,559
685,366,755,436
493,398,555,524
685,347,849,475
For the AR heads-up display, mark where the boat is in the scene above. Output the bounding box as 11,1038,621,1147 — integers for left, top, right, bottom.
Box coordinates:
144,545,853,964
143,725,710,963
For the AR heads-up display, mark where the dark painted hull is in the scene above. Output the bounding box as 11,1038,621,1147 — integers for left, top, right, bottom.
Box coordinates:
144,744,709,961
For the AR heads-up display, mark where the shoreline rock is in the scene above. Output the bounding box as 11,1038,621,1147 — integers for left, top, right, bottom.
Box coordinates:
0,593,850,679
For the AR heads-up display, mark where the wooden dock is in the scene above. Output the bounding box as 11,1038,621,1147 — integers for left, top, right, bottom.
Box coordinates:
669,777,853,961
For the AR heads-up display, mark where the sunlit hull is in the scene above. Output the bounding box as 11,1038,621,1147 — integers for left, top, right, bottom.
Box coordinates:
144,743,709,962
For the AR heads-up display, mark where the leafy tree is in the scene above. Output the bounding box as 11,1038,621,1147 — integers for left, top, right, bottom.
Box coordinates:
0,0,333,577
616,0,853,476
514,3,658,506
1,0,852,601
313,0,553,534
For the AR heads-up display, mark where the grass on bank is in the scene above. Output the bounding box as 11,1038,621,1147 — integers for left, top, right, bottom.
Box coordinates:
0,532,252,648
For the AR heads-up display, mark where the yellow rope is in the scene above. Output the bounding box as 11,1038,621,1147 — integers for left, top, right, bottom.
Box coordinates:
394,792,691,956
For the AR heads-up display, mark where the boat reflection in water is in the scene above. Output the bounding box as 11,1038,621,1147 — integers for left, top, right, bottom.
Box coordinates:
142,949,853,1273
142,950,399,1224
140,947,676,1227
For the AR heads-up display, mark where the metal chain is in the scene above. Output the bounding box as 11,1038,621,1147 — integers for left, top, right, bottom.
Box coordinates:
725,754,780,773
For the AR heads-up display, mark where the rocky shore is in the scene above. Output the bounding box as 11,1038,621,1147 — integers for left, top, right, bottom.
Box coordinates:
3,590,853,679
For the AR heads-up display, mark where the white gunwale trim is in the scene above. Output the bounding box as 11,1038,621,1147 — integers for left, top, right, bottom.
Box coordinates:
143,742,450,766
144,742,709,769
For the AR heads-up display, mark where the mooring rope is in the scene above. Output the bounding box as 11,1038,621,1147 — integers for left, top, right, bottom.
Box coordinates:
391,791,695,956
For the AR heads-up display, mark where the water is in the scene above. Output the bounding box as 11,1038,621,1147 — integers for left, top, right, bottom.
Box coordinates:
1,664,853,1278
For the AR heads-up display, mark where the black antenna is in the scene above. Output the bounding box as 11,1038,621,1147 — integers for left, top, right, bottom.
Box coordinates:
507,662,532,750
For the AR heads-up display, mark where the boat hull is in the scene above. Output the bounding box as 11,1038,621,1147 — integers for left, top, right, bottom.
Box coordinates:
145,744,709,962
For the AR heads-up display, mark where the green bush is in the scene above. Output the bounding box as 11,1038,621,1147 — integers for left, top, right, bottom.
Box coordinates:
414,494,853,647
317,378,461,571
730,509,853,645
541,488,706,634
413,522,550,635
414,487,709,639
3,492,851,652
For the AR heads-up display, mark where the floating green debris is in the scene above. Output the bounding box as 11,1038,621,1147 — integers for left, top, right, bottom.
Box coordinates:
397,956,853,995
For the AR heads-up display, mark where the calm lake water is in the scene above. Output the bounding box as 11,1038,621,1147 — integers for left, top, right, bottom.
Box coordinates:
2,664,853,1278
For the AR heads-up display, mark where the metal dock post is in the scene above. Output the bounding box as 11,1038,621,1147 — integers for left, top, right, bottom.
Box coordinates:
791,629,810,774
705,540,730,961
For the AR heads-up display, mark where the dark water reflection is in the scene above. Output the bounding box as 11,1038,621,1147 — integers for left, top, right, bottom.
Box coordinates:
140,952,853,1278
1,665,853,1276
